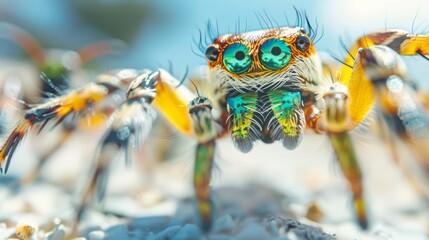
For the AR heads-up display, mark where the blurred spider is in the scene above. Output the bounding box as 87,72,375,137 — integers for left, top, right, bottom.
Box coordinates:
0,22,123,183
0,17,428,236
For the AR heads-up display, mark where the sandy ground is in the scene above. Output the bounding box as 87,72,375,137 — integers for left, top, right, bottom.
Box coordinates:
0,61,427,239
0,123,428,239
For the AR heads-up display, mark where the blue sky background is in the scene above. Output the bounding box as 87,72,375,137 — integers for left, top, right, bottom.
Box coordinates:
0,0,428,87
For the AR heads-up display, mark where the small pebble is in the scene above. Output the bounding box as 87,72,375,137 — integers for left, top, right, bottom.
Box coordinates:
212,215,235,234
45,218,66,240
45,227,65,240
154,225,181,239
253,200,279,216
265,216,281,235
209,235,233,240
171,224,202,240
305,202,324,223
236,222,270,240
221,207,245,219
135,188,164,207
129,216,170,233
105,224,128,239
15,224,37,240
88,230,106,240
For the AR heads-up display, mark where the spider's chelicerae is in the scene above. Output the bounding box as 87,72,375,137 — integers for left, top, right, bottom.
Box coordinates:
0,19,429,236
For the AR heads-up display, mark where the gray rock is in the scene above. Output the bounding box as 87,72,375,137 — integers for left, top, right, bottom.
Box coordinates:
211,215,235,234
128,216,171,234
208,235,233,240
171,224,203,240
88,187,335,240
236,222,270,240
45,224,66,240
253,200,280,216
154,225,181,239
265,217,335,240
106,224,129,239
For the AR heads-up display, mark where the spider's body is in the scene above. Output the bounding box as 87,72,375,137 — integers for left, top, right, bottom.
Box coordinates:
0,22,428,236
204,27,323,153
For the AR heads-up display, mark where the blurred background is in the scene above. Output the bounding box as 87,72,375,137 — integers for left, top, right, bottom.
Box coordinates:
0,0,428,239
0,0,428,84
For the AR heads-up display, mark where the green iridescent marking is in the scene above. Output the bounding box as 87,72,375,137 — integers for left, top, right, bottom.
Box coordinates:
194,142,215,230
227,93,258,140
268,90,301,136
223,43,252,74
259,38,291,70
328,132,367,228
193,115,214,139
194,142,214,182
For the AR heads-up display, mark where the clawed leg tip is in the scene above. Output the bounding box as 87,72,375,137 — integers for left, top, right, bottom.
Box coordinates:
198,214,212,233
358,219,369,230
201,221,212,233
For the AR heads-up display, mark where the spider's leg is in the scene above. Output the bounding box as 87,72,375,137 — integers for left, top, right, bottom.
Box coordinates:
153,69,196,136
20,125,74,185
193,142,215,231
328,132,366,228
0,69,140,174
71,70,198,235
321,83,368,229
71,71,158,236
340,30,429,86
303,82,368,228
315,42,429,229
358,46,429,197
417,90,429,112
77,39,126,65
188,96,218,231
21,103,116,185
303,102,323,133
0,22,45,66
337,30,429,127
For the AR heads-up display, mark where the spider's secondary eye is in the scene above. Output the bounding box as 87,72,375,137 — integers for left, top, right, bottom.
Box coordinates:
296,35,311,52
259,38,291,70
223,43,252,74
205,45,219,62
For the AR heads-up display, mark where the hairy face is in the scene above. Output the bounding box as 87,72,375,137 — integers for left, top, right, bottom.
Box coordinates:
205,27,322,96
200,27,327,153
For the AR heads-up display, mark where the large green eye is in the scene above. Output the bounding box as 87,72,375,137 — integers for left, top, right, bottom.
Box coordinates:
259,38,291,70
223,43,252,74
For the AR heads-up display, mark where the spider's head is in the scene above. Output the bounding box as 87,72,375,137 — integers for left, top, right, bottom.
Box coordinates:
205,27,322,95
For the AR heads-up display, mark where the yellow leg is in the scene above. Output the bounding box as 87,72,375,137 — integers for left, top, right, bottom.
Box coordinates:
152,69,195,136
189,95,218,231
357,45,429,197
322,83,368,229
72,71,159,235
0,69,140,174
340,30,429,86
321,42,429,228
71,70,202,234
328,132,367,228
194,142,215,231
339,30,429,127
